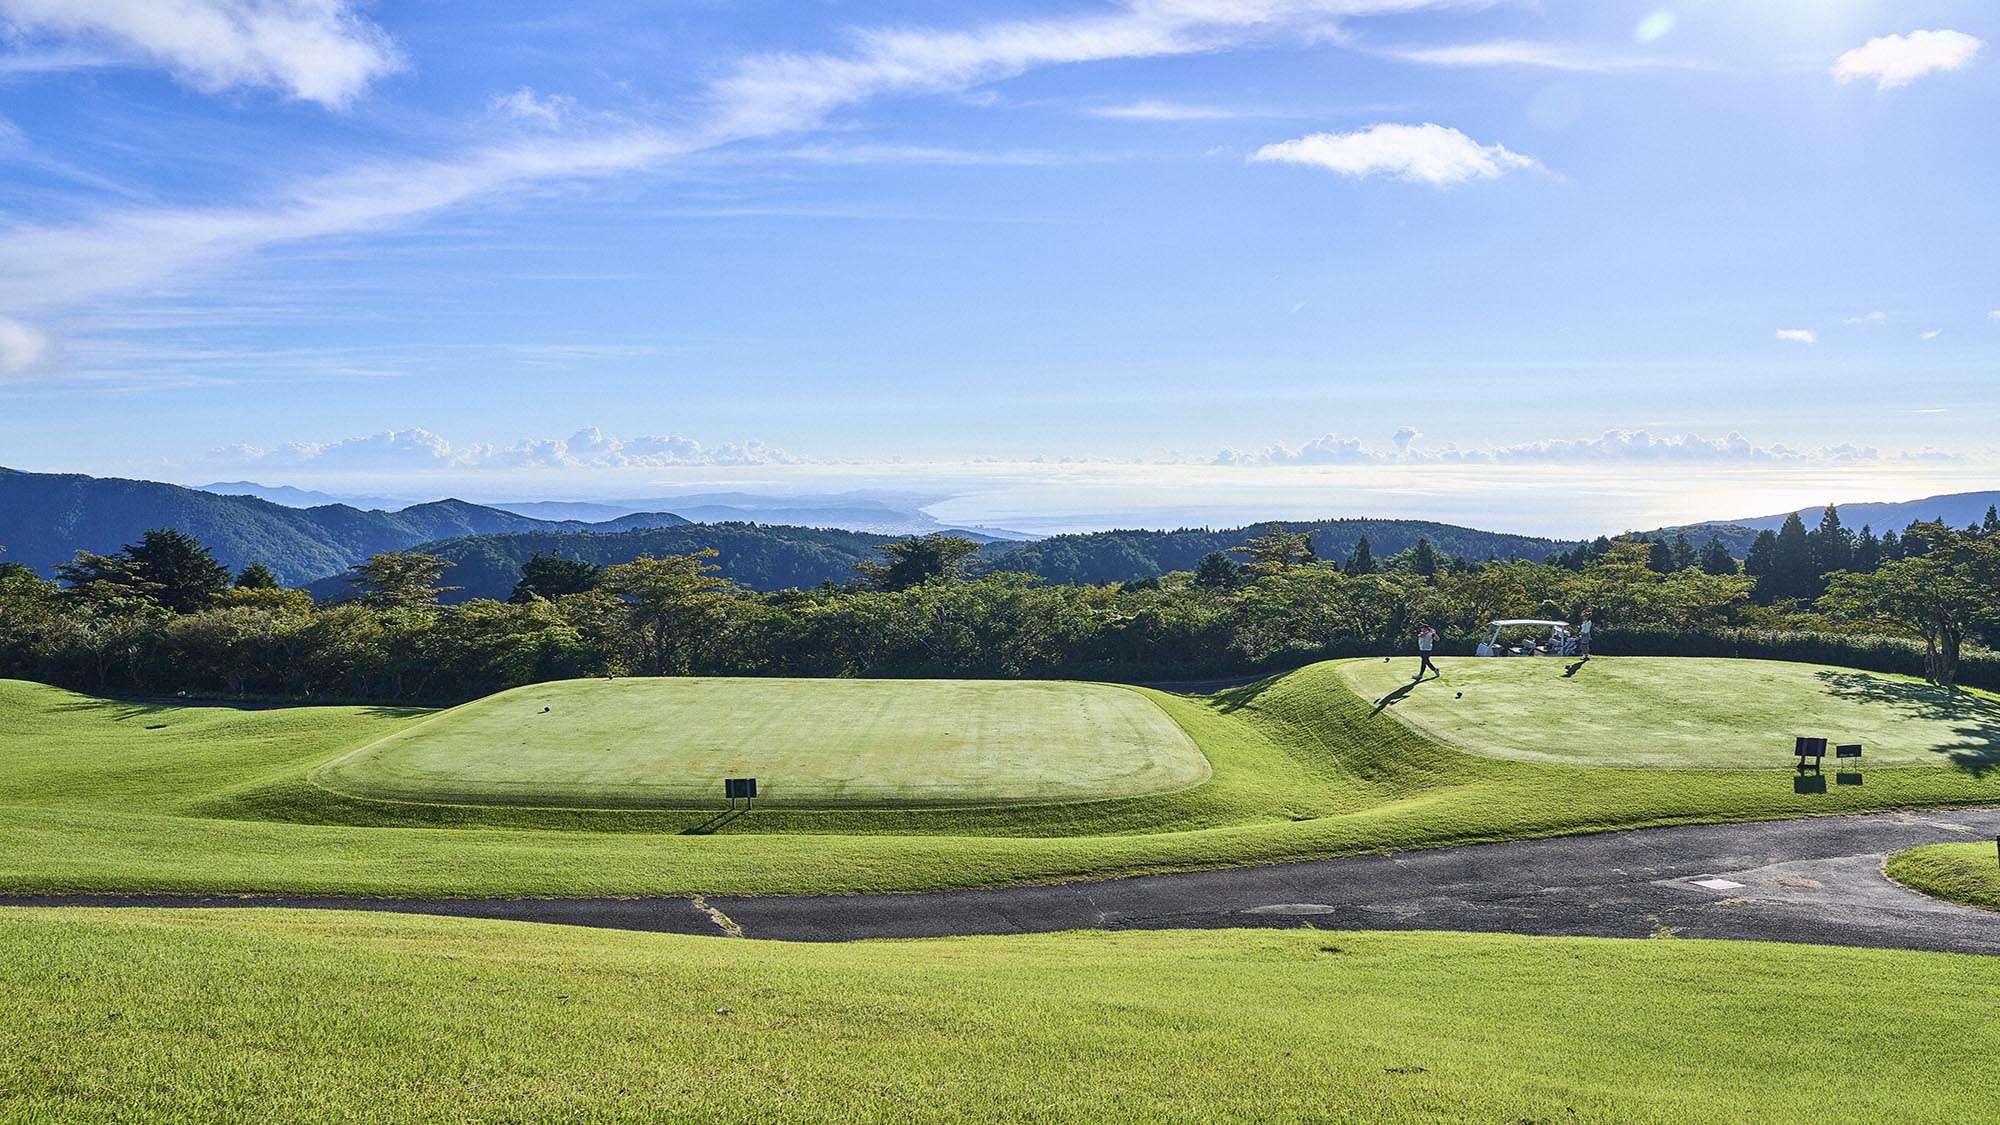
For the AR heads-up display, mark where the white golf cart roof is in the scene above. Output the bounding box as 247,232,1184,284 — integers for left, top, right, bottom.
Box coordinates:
1488,619,1570,628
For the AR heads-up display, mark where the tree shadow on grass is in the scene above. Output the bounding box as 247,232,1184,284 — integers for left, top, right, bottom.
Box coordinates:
1813,670,2000,776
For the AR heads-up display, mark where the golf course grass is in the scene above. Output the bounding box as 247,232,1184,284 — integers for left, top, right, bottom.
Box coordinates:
4,658,2000,898
3,908,1998,1123
1341,656,2000,768
312,677,1208,809
1885,843,2000,911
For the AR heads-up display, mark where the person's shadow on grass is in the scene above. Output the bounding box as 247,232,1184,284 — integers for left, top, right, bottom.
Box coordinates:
1563,659,1588,678
1372,680,1420,715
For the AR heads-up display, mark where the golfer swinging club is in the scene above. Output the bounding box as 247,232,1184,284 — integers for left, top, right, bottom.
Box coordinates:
1414,624,1440,681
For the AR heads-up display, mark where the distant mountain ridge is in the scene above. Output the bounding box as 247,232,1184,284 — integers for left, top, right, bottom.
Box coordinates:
1650,490,2000,554
0,468,687,586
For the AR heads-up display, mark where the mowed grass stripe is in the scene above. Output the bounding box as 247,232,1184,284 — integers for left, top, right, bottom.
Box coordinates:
311,678,1211,809
4,909,2000,1124
1341,656,2000,768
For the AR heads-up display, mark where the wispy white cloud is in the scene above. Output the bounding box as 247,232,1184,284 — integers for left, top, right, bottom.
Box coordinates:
0,315,58,375
488,86,575,128
698,1,1476,140
1250,122,1541,187
1832,29,1983,91
1775,328,1816,345
0,0,403,107
1215,428,1925,467
778,142,1068,166
1843,310,1887,326
1921,328,1942,342
1988,309,2000,321
1377,39,1705,72
0,0,1481,336
1088,98,1262,120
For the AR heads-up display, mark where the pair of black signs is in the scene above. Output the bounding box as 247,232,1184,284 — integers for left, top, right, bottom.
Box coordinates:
1794,738,1861,793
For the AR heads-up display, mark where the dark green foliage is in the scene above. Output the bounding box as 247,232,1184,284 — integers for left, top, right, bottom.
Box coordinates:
1699,537,1736,576
1343,536,1375,575
235,563,280,589
1230,524,1317,575
125,529,233,612
326,523,899,603
982,519,1569,586
1669,532,1697,571
1646,539,1674,574
857,534,984,592
508,553,602,603
1192,552,1243,589
1404,537,1439,577
345,552,459,607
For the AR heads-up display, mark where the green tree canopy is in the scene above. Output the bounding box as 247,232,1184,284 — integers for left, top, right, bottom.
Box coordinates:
509,553,604,603
857,534,984,592
602,550,739,674
235,562,280,590
345,552,459,608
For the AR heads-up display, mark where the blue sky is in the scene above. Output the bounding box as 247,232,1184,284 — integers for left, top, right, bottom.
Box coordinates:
1,0,1995,535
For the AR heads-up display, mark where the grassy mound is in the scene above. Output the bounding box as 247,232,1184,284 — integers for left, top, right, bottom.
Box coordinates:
1341,656,2000,768
5,663,2000,898
313,677,1209,809
1885,843,2000,911
4,909,1999,1123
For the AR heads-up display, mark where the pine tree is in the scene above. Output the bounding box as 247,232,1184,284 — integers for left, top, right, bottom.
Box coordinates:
1771,512,1812,600
1407,537,1439,577
1192,551,1243,589
1879,528,1902,562
1646,539,1674,574
1984,505,2000,535
1809,505,1852,579
1699,537,1736,575
1343,536,1376,575
1669,532,1698,571
1853,526,1881,572
1744,530,1779,601
234,563,279,590
125,528,232,613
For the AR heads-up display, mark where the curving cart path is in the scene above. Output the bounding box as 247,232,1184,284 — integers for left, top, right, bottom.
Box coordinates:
6,810,2000,953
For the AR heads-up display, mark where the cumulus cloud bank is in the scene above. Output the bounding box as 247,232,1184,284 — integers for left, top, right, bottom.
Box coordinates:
0,0,403,107
1250,123,1541,187
208,427,802,472
1832,29,1983,91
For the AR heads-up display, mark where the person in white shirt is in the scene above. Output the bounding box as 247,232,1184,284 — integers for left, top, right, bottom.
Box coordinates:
1414,625,1440,680
1578,614,1593,659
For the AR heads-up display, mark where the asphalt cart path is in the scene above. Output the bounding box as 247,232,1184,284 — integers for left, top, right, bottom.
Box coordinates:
6,810,1999,953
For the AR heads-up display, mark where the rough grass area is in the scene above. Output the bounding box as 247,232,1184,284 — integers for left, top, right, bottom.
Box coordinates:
1341,656,2000,768
3,909,1999,1124
1885,843,2000,911
4,664,2000,898
312,677,1209,809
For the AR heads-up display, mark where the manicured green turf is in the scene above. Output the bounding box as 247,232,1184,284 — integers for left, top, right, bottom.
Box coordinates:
313,677,1208,809
2,909,1997,1124
1885,843,2000,911
1341,656,2000,768
4,663,1999,898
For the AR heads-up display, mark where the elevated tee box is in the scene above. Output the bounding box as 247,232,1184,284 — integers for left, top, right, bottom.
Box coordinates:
312,676,1210,810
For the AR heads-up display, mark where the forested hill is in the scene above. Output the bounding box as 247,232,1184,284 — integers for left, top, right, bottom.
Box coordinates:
0,468,689,586
974,520,1575,585
310,523,901,601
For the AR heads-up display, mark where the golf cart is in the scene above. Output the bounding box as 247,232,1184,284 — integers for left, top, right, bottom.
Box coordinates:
1475,619,1577,658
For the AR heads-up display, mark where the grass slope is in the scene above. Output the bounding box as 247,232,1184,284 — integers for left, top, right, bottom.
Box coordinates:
1885,843,2000,911
1342,656,2000,768
4,910,1999,1123
313,678,1209,809
4,660,2000,897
